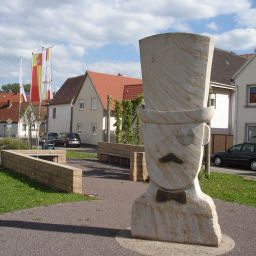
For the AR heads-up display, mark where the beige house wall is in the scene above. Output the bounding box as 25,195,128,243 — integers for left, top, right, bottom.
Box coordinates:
73,76,104,145
48,104,71,133
234,57,256,144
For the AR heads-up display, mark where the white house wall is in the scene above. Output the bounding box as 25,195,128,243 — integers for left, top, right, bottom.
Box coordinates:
73,76,104,145
102,116,116,131
234,56,256,144
17,121,39,138
211,86,234,135
0,123,18,137
48,104,71,133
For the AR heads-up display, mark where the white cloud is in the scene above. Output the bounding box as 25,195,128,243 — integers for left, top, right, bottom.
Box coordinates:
237,8,256,27
207,22,218,31
0,0,254,90
206,28,256,51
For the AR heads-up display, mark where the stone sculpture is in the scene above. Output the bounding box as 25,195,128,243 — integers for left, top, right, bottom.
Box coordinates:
131,33,222,246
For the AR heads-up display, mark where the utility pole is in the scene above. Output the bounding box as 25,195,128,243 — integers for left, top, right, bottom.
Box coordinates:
205,88,212,178
107,95,111,142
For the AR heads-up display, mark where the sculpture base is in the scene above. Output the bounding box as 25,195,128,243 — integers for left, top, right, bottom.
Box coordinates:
131,180,222,246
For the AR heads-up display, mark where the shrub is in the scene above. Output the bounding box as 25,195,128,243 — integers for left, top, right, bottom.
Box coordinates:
0,138,29,150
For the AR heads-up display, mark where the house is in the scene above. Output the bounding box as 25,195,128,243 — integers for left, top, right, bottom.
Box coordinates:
48,71,142,144
48,75,85,134
0,92,47,138
233,54,256,144
210,49,246,136
19,102,48,138
72,71,142,145
48,49,247,147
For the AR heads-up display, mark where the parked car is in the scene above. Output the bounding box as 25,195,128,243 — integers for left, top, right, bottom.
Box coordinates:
48,132,58,139
211,143,256,171
40,135,56,149
55,132,81,147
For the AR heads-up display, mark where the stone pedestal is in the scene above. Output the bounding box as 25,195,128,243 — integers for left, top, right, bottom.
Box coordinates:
132,180,221,246
131,33,222,246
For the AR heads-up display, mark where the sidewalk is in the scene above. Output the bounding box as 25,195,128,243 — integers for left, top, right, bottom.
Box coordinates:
211,165,256,180
0,160,255,256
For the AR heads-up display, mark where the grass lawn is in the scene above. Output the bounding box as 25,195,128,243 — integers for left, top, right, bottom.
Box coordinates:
0,167,91,214
67,150,97,159
200,172,256,207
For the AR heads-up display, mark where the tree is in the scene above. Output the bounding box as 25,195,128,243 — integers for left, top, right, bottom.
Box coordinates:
121,100,133,144
22,104,39,149
0,83,30,93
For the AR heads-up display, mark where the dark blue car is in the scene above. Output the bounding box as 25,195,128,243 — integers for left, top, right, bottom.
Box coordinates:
212,143,256,171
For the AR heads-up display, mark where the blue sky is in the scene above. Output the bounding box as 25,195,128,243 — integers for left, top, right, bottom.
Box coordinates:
0,0,255,92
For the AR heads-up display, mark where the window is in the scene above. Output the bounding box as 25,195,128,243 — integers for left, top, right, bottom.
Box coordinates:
248,85,256,105
241,143,255,153
91,123,97,135
210,93,216,108
22,124,26,131
229,144,242,152
77,123,82,134
247,125,256,143
52,108,56,119
79,99,85,110
91,97,97,110
31,124,36,131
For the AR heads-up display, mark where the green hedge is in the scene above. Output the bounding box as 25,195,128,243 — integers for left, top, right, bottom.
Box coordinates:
0,138,29,150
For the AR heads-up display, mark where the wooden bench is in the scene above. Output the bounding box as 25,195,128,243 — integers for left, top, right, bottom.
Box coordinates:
97,142,144,167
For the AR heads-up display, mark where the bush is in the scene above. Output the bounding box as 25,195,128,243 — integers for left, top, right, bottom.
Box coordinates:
0,138,29,150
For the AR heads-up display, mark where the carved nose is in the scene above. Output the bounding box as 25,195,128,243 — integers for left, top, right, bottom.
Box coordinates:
159,153,184,164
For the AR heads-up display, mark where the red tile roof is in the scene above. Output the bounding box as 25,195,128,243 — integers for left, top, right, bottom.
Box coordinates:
87,71,142,110
0,101,48,123
123,84,143,101
240,54,255,60
0,92,22,103
0,102,19,122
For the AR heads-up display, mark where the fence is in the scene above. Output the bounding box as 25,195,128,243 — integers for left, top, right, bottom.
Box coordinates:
211,134,233,154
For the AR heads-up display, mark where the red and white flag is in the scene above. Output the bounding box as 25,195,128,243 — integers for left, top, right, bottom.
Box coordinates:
41,47,53,101
19,57,27,102
30,53,42,102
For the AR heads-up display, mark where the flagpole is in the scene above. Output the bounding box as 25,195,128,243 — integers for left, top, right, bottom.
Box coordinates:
18,57,22,148
37,47,44,149
29,52,34,149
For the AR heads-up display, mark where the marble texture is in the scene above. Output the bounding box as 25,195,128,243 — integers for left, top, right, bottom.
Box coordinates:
131,33,222,246
139,33,214,111
132,180,222,246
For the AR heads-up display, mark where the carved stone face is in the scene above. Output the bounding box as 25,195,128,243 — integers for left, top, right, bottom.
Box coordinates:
143,122,210,191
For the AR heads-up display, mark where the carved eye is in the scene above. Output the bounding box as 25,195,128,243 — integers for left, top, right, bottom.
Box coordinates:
177,127,195,145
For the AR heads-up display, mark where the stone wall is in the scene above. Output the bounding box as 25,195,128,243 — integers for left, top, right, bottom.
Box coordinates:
97,142,148,182
1,150,82,194
14,149,67,164
130,152,149,182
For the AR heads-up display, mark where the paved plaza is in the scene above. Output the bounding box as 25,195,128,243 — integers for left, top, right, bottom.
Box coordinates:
0,159,255,256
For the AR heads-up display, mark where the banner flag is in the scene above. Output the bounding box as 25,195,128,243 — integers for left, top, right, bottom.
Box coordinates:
41,47,53,101
19,57,27,102
30,53,42,102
